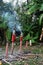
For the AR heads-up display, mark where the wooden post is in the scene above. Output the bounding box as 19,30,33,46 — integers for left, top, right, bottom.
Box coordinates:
25,40,28,48
5,42,8,59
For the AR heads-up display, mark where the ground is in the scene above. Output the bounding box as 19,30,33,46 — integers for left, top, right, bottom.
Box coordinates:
0,44,43,65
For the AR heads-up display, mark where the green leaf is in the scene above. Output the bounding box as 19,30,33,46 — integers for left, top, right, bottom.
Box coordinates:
39,14,43,25
40,4,43,11
31,39,35,43
24,34,31,41
6,29,11,41
26,4,38,15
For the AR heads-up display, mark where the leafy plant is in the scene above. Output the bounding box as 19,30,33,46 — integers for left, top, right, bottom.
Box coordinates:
23,33,38,43
6,29,11,41
15,0,43,45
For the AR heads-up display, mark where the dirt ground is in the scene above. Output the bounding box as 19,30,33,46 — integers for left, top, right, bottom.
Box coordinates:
0,45,43,65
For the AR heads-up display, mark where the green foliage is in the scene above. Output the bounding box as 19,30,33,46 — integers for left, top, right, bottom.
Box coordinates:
15,0,43,44
26,0,43,15
6,29,11,41
23,33,38,43
0,22,7,28
40,4,43,11
39,14,43,25
26,4,38,15
0,0,43,45
0,15,7,29
32,0,43,4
